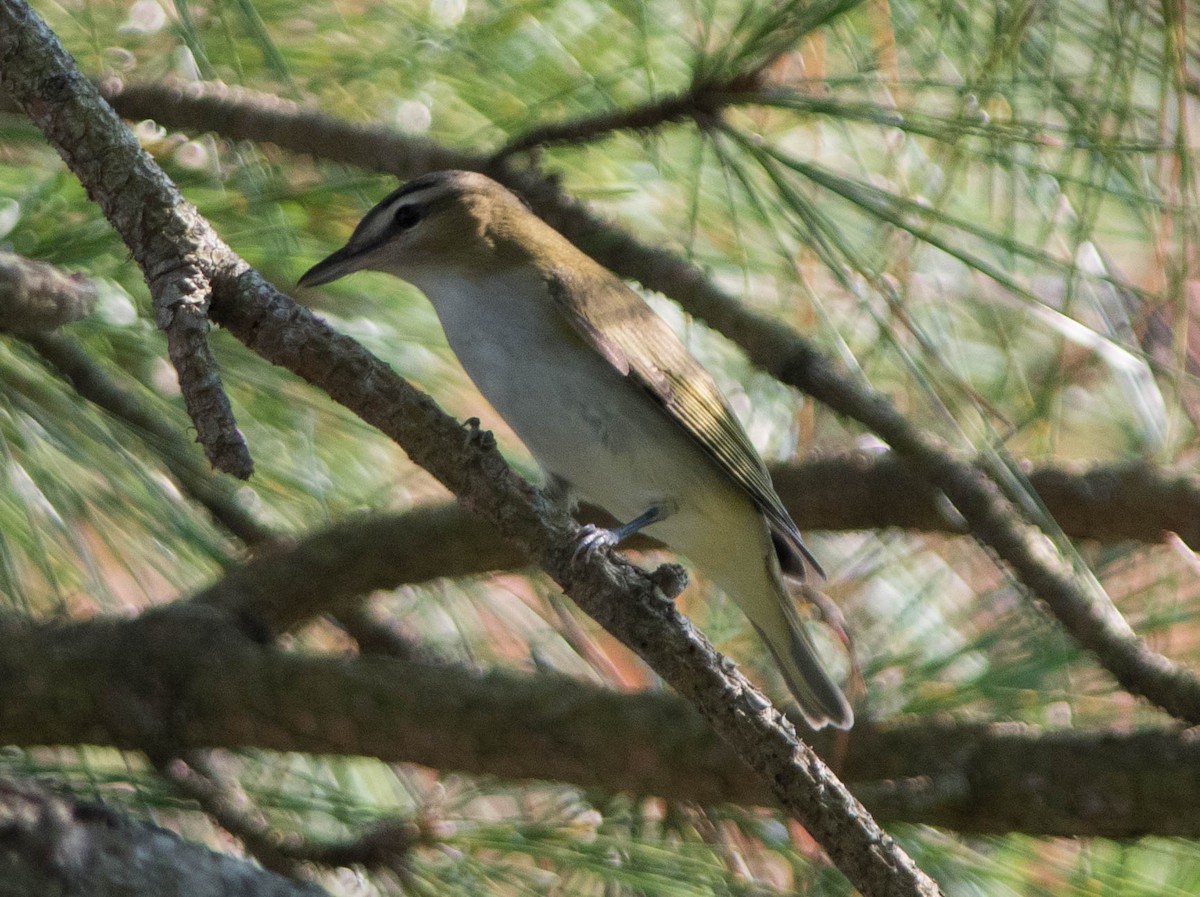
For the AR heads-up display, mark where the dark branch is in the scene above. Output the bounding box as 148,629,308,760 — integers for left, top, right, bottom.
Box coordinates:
0,775,329,897
156,751,428,877
492,84,727,161
99,79,478,178
190,453,1199,638
153,752,310,879
0,251,95,332
1,608,1198,839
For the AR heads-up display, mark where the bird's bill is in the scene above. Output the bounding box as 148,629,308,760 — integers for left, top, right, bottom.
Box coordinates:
297,243,364,288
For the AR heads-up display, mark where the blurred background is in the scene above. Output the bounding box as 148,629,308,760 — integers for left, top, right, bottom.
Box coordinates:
2,0,1200,893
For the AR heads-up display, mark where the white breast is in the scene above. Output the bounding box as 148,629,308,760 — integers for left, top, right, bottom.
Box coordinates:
409,266,717,522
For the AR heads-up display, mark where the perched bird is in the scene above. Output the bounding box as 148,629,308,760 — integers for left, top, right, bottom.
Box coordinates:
299,170,852,729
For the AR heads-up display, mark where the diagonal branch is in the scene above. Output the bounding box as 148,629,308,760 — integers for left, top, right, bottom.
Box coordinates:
20,282,1190,644
0,61,249,477
155,752,428,878
11,292,1200,639
0,5,939,895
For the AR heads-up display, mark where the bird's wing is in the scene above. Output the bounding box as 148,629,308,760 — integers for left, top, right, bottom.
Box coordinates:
545,266,823,579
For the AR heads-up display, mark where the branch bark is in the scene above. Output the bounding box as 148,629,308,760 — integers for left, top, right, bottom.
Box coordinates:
0,52,249,477
17,275,1200,584
0,251,95,332
0,607,1196,839
0,776,328,897
192,450,1200,638
0,5,938,895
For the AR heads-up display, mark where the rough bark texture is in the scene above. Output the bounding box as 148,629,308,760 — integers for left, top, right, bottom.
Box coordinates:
0,777,328,897
0,252,96,332
0,609,1196,838
0,15,249,477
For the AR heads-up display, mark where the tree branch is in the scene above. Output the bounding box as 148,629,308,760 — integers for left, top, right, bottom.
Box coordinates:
0,775,329,897
0,251,95,332
1,608,1197,839
0,52,249,477
191,450,1200,638
23,329,274,545
491,83,728,161
13,251,1198,572
22,317,1200,643
0,6,938,894
155,752,427,878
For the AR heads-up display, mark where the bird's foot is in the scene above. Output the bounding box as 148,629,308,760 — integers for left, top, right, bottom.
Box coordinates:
573,524,620,562
572,506,667,564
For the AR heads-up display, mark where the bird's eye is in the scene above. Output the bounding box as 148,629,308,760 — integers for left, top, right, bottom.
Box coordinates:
393,204,422,230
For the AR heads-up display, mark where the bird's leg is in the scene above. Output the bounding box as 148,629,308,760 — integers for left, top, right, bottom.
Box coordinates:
574,505,666,561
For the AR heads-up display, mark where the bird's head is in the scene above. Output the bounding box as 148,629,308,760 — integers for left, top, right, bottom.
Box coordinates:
298,170,539,289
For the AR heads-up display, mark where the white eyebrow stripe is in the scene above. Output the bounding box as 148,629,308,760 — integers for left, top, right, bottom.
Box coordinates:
350,190,429,245
352,186,443,246
388,184,443,207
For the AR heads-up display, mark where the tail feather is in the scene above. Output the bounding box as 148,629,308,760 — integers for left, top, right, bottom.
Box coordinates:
752,611,853,730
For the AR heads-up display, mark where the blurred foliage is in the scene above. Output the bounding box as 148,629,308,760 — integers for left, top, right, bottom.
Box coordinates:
2,0,1199,893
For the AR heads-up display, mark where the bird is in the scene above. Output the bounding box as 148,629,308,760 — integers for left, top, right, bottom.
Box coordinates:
298,170,853,729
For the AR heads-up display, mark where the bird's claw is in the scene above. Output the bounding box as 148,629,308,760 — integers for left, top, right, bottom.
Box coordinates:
573,524,618,563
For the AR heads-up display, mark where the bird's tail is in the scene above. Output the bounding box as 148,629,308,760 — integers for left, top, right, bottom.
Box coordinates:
751,594,853,730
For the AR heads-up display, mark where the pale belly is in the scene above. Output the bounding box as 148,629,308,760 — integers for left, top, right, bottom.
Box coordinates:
415,266,759,558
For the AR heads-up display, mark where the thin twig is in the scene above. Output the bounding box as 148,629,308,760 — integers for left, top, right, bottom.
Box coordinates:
154,752,309,878
156,262,254,478
492,83,728,161
157,751,427,876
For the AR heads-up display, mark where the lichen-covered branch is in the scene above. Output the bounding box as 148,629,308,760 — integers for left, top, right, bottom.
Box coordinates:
0,26,249,477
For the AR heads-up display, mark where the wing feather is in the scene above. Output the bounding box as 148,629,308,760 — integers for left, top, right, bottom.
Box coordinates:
546,267,823,579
